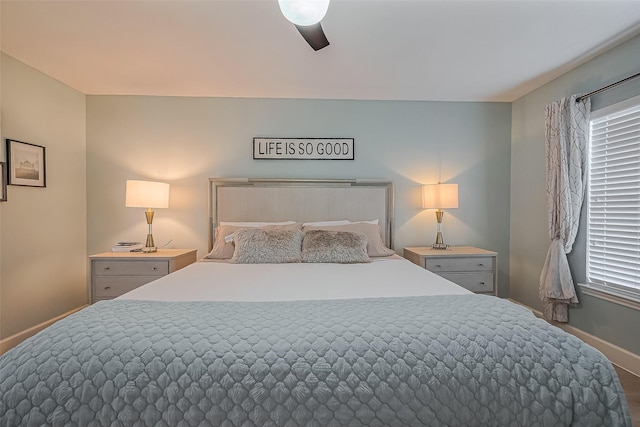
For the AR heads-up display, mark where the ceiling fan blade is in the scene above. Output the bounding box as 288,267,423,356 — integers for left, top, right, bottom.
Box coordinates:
295,23,330,51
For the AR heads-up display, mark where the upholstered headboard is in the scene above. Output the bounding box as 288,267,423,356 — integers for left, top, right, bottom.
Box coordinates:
209,178,394,250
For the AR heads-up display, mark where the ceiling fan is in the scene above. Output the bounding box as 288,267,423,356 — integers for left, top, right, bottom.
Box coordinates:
278,0,331,51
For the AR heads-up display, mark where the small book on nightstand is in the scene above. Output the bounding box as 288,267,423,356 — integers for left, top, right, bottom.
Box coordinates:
111,242,143,252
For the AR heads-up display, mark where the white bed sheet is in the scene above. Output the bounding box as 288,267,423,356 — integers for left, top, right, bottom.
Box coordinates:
119,255,471,302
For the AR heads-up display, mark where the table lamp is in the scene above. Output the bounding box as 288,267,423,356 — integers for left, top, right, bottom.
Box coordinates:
422,183,458,250
125,180,170,253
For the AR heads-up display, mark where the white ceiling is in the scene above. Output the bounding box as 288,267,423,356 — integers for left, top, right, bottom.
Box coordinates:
2,0,640,102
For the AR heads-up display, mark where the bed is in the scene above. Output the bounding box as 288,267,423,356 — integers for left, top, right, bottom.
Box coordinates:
0,179,631,426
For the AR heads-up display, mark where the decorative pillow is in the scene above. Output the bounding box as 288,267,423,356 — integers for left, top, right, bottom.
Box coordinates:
205,222,302,259
302,222,395,257
302,230,370,264
229,229,303,264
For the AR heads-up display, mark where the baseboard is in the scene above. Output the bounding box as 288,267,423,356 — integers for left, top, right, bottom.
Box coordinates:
0,305,88,355
508,298,640,376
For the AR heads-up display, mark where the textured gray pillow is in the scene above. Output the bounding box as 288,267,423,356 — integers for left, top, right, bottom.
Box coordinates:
302,223,395,257
205,223,302,259
302,230,371,263
230,229,303,264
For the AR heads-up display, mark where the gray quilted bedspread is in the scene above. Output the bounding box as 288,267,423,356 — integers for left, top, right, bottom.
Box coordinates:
0,295,631,426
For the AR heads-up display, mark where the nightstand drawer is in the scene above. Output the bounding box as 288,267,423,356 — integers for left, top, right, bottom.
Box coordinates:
425,256,493,273
439,272,494,293
404,246,497,296
90,249,197,303
93,276,161,298
93,260,169,276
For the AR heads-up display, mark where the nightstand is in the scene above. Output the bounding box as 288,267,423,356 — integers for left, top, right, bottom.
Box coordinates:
90,249,197,303
403,246,497,295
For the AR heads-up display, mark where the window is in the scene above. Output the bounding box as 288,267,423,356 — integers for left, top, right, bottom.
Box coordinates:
585,95,640,306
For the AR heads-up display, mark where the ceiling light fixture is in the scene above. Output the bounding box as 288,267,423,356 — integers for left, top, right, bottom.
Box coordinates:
278,0,330,26
278,0,331,51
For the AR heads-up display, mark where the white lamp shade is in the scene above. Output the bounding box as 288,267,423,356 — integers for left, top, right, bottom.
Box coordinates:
125,180,170,209
422,183,458,209
278,0,330,26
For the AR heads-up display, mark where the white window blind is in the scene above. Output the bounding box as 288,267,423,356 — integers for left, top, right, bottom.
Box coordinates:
587,96,640,302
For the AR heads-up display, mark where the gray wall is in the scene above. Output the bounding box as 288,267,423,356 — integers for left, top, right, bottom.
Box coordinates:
86,97,512,294
1,54,87,339
510,34,640,354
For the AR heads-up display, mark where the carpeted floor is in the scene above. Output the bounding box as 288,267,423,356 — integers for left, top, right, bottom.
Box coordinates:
615,365,640,426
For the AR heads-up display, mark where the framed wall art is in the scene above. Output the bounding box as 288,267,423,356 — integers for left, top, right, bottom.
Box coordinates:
6,139,46,188
0,162,7,201
253,137,354,160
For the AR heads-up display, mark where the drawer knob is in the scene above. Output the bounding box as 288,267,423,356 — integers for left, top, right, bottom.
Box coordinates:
478,264,484,267
480,282,485,285
153,267,157,270
104,286,111,290
436,264,441,268
104,267,110,270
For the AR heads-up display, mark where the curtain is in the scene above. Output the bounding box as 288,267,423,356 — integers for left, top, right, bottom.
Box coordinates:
539,94,590,322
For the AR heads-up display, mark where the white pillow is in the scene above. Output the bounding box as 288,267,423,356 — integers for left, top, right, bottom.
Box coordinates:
302,220,351,227
301,219,379,226
352,219,379,225
220,221,296,227
221,221,298,242
224,220,378,243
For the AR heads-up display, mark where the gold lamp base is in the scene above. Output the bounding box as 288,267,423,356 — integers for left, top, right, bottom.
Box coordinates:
143,209,157,252
431,210,450,250
125,180,169,254
431,243,449,250
431,244,450,250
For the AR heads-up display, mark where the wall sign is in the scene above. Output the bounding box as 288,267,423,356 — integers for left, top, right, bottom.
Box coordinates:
253,138,354,160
